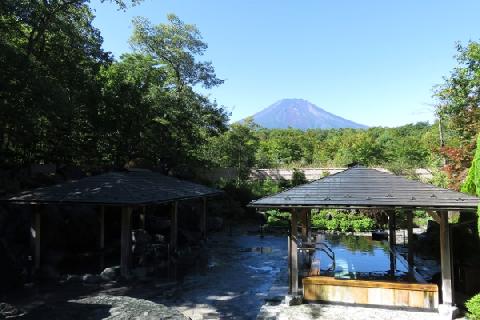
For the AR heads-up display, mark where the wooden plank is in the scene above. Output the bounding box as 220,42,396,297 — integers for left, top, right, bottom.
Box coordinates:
170,201,178,252
200,197,207,239
290,209,298,295
302,277,439,309
440,210,453,305
120,207,132,277
302,276,438,291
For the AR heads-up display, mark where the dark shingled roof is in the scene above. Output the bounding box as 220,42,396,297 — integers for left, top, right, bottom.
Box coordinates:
250,166,479,210
2,171,222,205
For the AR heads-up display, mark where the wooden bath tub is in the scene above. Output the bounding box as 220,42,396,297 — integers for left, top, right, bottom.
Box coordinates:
303,276,438,310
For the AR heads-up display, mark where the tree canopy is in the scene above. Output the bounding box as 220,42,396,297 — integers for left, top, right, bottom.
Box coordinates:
0,2,228,174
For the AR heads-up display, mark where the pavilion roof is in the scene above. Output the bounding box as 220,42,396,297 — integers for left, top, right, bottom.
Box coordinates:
250,166,479,210
1,170,221,205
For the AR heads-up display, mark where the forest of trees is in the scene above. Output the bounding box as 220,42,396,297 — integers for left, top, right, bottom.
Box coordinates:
0,0,229,175
1,1,480,193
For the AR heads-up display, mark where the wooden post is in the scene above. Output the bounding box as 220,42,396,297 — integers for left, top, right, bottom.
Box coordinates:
439,210,456,318
306,209,312,241
290,209,299,295
288,233,291,292
301,209,308,240
170,201,178,252
388,210,396,277
140,206,146,229
407,209,414,274
200,197,207,240
120,207,132,277
99,206,105,270
31,207,41,270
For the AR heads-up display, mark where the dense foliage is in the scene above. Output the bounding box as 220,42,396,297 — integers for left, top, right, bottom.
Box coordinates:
264,209,376,232
0,1,228,174
206,121,441,173
466,293,480,320
435,41,480,188
461,135,480,236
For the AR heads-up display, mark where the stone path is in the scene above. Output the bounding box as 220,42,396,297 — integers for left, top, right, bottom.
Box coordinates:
257,303,441,320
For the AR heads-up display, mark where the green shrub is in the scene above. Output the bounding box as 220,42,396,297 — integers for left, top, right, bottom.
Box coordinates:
311,215,327,229
339,219,351,232
265,209,291,227
466,293,480,320
326,219,339,231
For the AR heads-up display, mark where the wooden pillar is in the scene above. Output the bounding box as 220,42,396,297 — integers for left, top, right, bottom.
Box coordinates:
30,207,41,270
388,210,396,247
388,210,396,277
200,197,207,240
170,201,178,252
290,209,299,295
120,207,132,277
300,209,308,240
99,206,105,270
307,210,312,241
407,209,414,273
440,211,454,306
139,206,146,229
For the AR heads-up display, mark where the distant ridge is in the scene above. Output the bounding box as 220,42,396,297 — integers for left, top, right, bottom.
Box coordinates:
243,99,367,130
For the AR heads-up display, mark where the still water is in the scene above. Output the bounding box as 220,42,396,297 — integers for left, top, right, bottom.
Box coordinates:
312,233,410,281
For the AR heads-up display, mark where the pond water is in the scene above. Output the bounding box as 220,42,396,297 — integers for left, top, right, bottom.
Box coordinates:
312,233,411,281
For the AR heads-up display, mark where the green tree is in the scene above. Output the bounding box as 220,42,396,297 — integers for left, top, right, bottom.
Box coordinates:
461,135,480,236
435,41,480,188
206,118,259,183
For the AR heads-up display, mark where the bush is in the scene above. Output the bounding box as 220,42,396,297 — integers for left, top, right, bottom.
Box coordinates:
291,168,307,186
265,210,290,227
466,294,480,320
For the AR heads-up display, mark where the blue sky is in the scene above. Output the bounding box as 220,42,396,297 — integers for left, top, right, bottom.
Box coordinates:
90,0,480,127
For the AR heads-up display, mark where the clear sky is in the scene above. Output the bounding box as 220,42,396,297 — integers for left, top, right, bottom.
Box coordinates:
90,0,480,127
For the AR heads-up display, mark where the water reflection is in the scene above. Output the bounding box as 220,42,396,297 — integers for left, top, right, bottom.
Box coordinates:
313,234,410,281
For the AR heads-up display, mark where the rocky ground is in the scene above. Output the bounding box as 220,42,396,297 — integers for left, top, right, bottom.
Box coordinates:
2,226,461,320
257,302,442,320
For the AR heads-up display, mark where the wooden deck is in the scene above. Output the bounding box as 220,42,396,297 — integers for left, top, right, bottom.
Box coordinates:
303,276,439,310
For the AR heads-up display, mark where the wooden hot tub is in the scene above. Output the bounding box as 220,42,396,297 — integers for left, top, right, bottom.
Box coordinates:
303,276,439,310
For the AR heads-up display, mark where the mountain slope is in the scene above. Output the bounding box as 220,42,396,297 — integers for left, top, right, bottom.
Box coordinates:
245,99,367,130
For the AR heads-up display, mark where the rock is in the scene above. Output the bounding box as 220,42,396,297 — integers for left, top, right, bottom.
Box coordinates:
0,302,22,318
65,274,81,283
100,267,119,281
285,295,303,306
82,274,102,284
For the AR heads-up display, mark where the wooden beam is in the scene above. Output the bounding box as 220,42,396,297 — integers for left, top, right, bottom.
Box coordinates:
200,197,207,240
407,209,414,273
99,206,105,270
30,207,41,270
290,209,299,295
440,210,453,305
170,201,178,252
120,207,132,277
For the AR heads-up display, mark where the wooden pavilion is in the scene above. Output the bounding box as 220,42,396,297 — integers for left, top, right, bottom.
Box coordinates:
249,166,479,319
1,170,221,277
